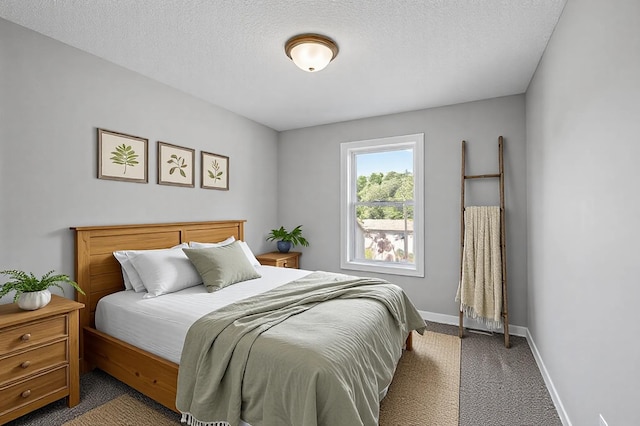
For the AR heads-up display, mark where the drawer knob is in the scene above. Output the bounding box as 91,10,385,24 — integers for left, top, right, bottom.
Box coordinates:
21,333,31,341
21,361,31,369
21,389,31,398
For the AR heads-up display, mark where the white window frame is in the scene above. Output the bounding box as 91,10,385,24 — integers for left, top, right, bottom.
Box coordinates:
340,133,424,277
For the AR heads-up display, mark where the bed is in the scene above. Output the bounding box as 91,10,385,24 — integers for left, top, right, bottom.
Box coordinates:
71,220,423,425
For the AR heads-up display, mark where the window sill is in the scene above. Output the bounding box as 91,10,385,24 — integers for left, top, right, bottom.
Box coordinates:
340,260,424,278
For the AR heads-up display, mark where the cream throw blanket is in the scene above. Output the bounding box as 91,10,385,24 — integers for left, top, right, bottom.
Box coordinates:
456,206,503,330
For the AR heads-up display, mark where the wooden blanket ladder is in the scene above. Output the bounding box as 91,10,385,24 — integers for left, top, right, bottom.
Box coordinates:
459,136,510,348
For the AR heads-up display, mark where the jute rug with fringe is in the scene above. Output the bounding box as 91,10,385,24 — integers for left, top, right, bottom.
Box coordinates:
63,331,460,426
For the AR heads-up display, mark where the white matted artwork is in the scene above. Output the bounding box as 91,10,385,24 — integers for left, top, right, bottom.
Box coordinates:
98,128,148,183
158,141,195,188
201,151,229,190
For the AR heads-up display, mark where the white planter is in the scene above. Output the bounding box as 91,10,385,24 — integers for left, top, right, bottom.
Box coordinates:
17,289,52,310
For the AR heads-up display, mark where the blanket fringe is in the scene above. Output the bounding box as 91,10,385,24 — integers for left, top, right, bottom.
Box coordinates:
181,412,230,426
459,302,503,331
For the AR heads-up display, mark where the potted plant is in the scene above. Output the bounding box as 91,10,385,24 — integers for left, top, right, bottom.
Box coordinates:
0,269,85,311
266,225,309,253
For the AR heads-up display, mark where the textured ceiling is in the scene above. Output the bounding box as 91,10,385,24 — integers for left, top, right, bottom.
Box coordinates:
0,1,566,131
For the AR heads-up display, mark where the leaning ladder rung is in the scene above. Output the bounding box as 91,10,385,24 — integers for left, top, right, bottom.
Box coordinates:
463,206,505,212
464,173,501,179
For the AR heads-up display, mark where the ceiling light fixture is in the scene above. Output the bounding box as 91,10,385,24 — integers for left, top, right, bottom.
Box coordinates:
285,34,339,73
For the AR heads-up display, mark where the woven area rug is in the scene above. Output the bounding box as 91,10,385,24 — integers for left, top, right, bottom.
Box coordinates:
62,394,179,425
380,330,461,425
63,331,460,426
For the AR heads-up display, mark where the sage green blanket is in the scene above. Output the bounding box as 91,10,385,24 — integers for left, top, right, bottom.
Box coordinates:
176,271,426,426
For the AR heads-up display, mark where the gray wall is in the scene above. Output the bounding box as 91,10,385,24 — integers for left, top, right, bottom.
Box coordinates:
526,1,640,424
10,6,639,422
0,19,279,303
278,95,528,326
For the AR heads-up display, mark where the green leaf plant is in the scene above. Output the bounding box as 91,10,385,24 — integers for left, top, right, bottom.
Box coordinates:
110,144,139,174
167,154,188,178
0,270,86,302
208,160,224,182
266,225,310,248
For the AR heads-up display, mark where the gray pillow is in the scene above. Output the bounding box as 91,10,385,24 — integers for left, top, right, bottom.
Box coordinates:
182,241,261,292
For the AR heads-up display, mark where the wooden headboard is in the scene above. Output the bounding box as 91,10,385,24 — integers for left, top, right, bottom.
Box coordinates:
70,220,245,331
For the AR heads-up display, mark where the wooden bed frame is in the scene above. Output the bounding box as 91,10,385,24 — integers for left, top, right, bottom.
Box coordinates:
71,220,413,413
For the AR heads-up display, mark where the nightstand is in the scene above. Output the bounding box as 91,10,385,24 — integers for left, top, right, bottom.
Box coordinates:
256,251,301,269
0,295,84,424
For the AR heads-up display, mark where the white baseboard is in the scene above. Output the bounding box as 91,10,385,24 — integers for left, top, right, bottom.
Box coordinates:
418,309,527,337
526,329,572,426
418,309,571,426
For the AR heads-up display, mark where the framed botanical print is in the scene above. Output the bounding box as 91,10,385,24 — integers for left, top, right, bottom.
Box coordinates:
98,128,148,183
158,141,195,188
201,151,229,190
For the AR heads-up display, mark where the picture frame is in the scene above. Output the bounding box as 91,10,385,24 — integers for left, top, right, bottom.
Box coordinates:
98,128,148,183
158,141,195,187
201,151,229,190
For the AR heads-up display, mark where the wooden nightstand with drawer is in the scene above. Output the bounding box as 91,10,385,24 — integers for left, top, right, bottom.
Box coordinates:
256,251,301,269
0,295,84,424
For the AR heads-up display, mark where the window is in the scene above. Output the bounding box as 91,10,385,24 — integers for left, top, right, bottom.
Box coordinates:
340,133,424,277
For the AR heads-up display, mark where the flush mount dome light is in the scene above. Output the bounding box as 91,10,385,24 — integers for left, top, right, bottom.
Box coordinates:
285,34,339,72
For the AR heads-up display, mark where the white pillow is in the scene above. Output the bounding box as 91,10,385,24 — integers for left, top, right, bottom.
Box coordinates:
113,243,188,292
238,241,261,267
189,236,235,248
129,248,202,298
112,255,135,291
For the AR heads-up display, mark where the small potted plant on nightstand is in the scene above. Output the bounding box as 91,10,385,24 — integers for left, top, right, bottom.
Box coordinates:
266,225,309,253
0,270,85,311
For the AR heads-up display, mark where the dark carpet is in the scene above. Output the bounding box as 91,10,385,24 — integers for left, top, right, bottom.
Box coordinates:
428,322,562,426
